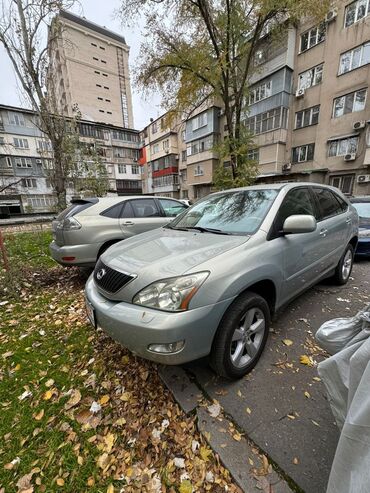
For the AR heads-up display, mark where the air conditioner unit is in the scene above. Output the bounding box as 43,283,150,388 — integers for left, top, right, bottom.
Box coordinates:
282,163,292,172
357,174,370,183
344,153,356,161
325,9,337,22
36,159,42,165
353,120,366,130
295,88,305,98
175,154,179,160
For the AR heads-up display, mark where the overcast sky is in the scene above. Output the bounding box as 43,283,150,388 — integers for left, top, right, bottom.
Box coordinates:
0,0,162,129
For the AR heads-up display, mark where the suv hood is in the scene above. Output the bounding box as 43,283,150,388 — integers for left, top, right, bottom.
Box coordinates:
102,227,249,280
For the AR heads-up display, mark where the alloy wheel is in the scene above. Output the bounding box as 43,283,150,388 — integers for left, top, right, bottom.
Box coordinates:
230,308,266,368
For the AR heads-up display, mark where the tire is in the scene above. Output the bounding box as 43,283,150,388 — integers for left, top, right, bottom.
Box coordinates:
97,240,119,260
210,291,270,379
333,243,354,285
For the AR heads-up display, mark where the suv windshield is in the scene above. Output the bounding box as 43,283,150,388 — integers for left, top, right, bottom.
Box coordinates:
169,189,278,235
352,202,370,219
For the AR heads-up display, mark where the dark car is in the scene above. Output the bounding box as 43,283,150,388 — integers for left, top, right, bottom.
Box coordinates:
350,197,370,257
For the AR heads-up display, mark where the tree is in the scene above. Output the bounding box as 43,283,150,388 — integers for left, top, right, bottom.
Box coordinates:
0,0,107,209
119,0,329,188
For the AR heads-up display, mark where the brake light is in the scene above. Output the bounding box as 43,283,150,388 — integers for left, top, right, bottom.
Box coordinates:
57,217,81,231
62,256,76,261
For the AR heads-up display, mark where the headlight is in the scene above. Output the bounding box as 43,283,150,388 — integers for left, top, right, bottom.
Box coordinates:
359,229,370,238
133,272,209,312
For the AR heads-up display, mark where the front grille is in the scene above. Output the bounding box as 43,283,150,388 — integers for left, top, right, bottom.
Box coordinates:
94,259,134,294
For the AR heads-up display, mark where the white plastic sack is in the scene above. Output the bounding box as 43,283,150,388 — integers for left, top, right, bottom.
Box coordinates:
315,304,370,355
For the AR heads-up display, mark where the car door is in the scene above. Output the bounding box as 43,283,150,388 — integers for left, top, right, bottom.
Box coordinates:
311,187,348,270
157,198,188,219
119,198,167,236
271,187,323,303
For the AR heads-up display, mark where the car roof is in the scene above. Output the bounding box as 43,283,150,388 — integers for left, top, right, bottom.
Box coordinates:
211,182,342,194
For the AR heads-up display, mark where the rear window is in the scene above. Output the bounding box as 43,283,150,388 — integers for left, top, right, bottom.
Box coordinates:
56,200,98,221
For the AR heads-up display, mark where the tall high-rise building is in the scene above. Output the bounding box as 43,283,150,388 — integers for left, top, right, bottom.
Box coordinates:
49,10,134,128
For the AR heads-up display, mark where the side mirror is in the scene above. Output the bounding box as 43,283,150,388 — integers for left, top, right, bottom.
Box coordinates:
282,214,317,235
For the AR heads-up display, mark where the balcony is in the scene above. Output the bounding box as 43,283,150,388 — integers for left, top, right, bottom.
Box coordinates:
152,165,179,178
152,173,179,193
116,179,142,195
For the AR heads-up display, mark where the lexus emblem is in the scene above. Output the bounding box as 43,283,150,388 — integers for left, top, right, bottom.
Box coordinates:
96,268,106,280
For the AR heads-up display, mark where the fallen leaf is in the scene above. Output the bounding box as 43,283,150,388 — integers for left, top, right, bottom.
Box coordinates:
77,456,84,465
56,478,64,486
232,432,242,441
300,355,314,367
179,480,193,493
106,485,114,493
33,410,44,421
293,457,299,465
65,389,81,410
174,457,186,468
246,407,252,414
282,339,293,346
16,472,34,491
115,417,126,426
200,446,212,461
99,395,110,405
104,433,116,453
313,377,321,382
304,391,311,399
207,402,221,418
45,379,54,387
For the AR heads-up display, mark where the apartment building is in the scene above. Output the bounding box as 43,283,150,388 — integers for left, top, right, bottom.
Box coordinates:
49,10,134,128
285,0,370,195
0,104,56,215
142,115,182,198
0,105,142,215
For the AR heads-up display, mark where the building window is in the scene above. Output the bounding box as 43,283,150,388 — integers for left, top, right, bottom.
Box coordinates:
298,64,323,90
345,0,370,27
152,143,160,154
339,42,370,74
101,60,106,64
100,46,106,50
249,80,272,105
37,140,52,152
6,157,12,167
13,138,29,149
300,23,326,52
111,130,139,142
91,43,97,47
105,99,111,102
330,175,355,194
103,73,108,77
181,150,187,161
21,178,37,188
295,106,320,129
8,111,25,126
0,136,4,145
15,157,32,168
93,57,99,61
292,143,315,163
94,70,100,74
186,135,214,156
247,148,259,161
333,88,367,117
328,136,359,157
194,165,204,176
104,86,109,90
99,110,105,113
132,165,139,174
118,164,126,173
162,139,169,150
98,97,103,101
96,84,102,88
152,122,158,134
191,112,208,131
245,107,287,135
180,169,187,182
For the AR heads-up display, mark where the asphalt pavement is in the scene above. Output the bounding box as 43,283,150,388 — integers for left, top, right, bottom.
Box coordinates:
185,260,370,493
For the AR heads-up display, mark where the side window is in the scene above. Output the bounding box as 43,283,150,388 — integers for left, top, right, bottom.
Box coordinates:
275,188,316,232
101,202,124,218
120,201,134,218
333,193,348,213
159,199,187,217
314,188,343,220
131,199,160,218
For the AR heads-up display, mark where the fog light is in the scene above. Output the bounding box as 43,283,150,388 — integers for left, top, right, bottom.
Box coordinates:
148,340,185,354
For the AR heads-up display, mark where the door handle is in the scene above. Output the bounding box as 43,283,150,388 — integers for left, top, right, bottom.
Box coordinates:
345,217,351,224
123,221,134,226
319,228,328,237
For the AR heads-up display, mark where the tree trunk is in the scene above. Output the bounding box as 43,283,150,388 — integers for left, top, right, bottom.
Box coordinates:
53,142,67,210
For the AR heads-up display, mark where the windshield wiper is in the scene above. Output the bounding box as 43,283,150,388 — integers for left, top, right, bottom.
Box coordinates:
184,226,231,235
164,225,189,231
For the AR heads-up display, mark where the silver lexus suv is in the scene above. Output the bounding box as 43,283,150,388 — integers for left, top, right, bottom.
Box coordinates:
85,183,359,378
50,196,187,267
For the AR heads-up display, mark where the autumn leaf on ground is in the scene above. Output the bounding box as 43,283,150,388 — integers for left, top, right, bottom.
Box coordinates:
179,480,193,493
64,389,81,410
103,433,116,453
282,339,293,346
99,395,110,405
43,388,57,401
200,446,212,462
33,409,44,421
304,391,311,398
299,355,314,367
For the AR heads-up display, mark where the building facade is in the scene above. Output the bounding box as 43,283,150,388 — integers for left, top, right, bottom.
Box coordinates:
140,0,370,198
0,105,141,215
49,10,134,129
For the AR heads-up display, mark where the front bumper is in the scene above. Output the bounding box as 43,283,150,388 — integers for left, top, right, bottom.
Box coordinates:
85,276,234,365
356,238,370,257
49,241,99,267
